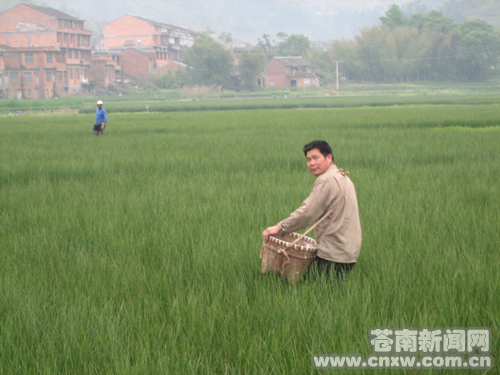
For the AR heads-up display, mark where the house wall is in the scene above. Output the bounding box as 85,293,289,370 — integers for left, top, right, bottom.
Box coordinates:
0,4,91,49
265,59,286,88
155,61,186,74
0,4,51,31
90,60,116,87
103,15,155,48
265,58,318,88
0,49,68,99
0,4,96,97
120,48,152,85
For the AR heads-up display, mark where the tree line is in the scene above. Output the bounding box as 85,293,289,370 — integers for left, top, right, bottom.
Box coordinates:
151,4,500,90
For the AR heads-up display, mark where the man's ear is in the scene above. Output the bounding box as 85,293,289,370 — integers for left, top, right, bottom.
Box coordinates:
327,154,333,163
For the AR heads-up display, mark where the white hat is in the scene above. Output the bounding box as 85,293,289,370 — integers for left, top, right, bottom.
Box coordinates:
97,100,103,105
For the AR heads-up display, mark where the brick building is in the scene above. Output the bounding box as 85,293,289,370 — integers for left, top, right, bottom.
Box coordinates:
0,3,92,98
100,15,195,85
265,57,319,88
103,15,195,61
0,45,68,99
155,60,187,75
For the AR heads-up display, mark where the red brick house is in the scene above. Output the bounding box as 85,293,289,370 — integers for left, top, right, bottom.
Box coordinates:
99,15,197,86
103,15,195,62
265,57,319,88
0,3,93,98
118,48,154,85
155,60,187,74
0,45,68,99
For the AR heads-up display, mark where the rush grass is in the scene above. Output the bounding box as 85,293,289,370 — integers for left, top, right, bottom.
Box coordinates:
1,103,499,374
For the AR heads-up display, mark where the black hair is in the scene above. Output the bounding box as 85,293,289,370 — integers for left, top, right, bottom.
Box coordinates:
303,140,334,162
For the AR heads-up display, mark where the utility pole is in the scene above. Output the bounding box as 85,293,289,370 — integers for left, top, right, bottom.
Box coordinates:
336,61,339,96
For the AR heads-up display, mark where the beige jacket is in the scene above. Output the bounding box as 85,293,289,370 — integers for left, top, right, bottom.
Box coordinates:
278,164,362,263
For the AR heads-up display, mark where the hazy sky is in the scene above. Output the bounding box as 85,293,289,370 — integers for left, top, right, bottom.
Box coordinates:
7,0,445,42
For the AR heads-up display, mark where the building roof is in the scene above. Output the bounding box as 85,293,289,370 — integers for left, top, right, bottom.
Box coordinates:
17,23,56,32
24,4,81,21
0,45,60,52
122,47,153,59
223,38,254,52
274,56,313,67
129,15,196,34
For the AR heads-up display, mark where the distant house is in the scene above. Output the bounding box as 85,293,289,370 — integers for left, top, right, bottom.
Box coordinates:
265,56,319,88
102,15,195,62
223,38,254,57
100,14,196,86
120,48,154,85
0,3,93,98
155,60,187,74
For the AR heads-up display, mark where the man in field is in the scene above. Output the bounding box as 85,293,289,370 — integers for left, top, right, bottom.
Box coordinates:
93,100,107,136
262,140,362,281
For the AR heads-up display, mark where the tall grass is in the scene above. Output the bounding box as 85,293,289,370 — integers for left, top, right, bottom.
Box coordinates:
76,94,500,114
1,104,499,374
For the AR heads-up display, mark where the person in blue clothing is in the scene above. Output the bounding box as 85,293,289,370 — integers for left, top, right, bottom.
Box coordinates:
93,100,108,136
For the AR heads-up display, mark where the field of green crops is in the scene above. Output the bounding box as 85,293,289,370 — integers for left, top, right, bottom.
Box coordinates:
1,102,499,374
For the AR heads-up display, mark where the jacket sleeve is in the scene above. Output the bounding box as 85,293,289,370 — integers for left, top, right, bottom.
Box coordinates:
278,179,331,233
103,110,108,123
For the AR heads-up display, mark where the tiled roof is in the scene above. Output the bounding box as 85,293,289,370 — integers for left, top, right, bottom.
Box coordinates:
274,57,313,67
131,15,196,34
24,4,81,21
17,23,56,32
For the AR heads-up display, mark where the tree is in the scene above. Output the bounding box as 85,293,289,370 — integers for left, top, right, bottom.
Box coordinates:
380,5,408,30
456,19,500,81
409,10,456,34
218,31,233,45
185,35,235,89
277,34,310,57
238,51,267,91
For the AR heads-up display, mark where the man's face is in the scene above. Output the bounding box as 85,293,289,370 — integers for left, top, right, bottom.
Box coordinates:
97,104,102,109
306,148,332,176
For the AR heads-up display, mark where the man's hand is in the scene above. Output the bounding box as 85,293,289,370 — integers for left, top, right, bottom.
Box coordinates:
101,123,105,130
262,225,282,242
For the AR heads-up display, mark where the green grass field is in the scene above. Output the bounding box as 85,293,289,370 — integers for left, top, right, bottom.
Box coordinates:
1,102,499,374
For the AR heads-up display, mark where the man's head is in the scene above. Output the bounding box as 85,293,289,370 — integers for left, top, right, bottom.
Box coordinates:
97,100,103,108
303,140,334,176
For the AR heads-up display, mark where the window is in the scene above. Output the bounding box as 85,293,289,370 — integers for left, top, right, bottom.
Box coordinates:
10,72,18,83
25,52,33,64
76,68,80,79
57,33,61,42
56,54,64,63
27,89,31,95
46,71,52,82
47,53,53,63
69,68,73,79
23,72,32,83
68,49,72,58
74,50,79,59
56,71,62,82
